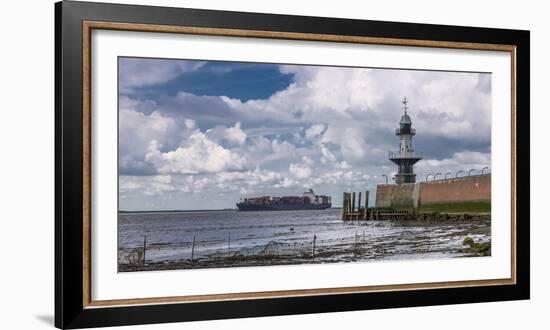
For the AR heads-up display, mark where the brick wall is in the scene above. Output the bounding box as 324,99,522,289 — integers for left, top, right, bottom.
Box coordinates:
419,175,491,205
375,174,491,208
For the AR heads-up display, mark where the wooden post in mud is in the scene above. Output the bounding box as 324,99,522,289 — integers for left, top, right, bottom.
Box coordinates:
346,193,351,220
363,191,368,220
365,191,370,220
341,192,348,220
346,193,353,220
361,190,369,220
191,235,196,262
228,232,231,257
354,231,358,257
341,192,345,220
312,234,317,259
142,235,147,264
357,192,362,220
427,217,431,253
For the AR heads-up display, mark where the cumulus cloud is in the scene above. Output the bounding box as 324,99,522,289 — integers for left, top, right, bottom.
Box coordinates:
304,124,326,140
144,133,246,174
335,161,352,169
267,139,297,162
319,143,337,164
120,175,177,197
274,177,297,189
289,157,314,179
206,122,247,146
119,105,180,175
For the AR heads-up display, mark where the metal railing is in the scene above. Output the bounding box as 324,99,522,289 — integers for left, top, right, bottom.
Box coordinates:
388,151,423,159
395,128,416,135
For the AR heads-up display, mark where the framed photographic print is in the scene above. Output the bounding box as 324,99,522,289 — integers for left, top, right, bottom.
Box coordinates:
55,1,530,328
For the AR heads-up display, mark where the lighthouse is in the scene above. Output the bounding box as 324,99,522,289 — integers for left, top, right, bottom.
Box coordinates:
389,97,423,184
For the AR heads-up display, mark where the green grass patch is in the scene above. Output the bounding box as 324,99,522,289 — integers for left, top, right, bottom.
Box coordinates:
418,201,490,213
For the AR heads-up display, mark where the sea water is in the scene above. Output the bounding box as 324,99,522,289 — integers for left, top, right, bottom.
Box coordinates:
118,209,490,268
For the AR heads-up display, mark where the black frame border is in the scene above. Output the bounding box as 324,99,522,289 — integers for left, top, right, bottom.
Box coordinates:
55,1,530,328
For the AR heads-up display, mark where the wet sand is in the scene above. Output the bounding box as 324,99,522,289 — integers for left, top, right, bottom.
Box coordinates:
119,215,490,272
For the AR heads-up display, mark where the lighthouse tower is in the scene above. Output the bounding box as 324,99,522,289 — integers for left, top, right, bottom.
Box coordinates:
389,97,423,184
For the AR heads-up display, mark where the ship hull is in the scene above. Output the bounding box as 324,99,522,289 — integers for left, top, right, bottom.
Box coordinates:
236,203,331,211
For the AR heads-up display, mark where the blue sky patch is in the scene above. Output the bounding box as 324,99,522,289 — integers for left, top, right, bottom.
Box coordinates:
129,60,294,102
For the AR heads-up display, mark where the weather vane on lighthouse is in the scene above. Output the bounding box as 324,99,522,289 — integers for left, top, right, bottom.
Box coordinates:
388,97,423,184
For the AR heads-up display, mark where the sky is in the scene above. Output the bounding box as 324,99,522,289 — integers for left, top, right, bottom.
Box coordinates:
118,57,492,211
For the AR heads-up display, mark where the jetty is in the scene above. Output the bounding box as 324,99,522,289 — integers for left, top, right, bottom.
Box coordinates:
341,191,412,221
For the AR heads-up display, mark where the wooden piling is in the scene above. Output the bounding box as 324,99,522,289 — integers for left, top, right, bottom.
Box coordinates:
312,234,317,258
348,193,352,220
348,193,351,220
341,192,345,220
351,192,356,220
142,235,147,263
342,192,349,220
341,190,377,221
346,193,351,220
362,191,365,220
354,230,358,257
427,216,431,252
228,232,231,256
357,192,362,220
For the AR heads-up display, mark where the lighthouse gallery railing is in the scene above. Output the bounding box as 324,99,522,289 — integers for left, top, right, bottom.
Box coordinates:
388,151,423,159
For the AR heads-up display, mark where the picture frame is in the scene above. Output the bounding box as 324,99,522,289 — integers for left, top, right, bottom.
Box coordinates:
55,0,530,328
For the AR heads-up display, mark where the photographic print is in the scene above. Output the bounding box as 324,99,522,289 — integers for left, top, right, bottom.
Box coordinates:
117,57,492,272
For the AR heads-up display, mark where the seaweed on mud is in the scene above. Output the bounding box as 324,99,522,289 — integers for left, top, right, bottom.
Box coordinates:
462,236,491,256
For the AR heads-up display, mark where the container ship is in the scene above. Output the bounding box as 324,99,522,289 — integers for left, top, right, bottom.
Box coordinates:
236,189,332,211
